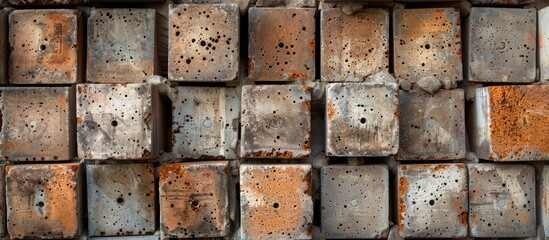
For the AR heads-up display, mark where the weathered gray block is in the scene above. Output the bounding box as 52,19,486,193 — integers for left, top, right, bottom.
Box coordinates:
90,236,159,240
326,82,399,157
8,0,81,5
174,0,250,14
540,7,549,81
0,165,5,237
466,8,536,83
469,0,533,5
87,164,155,237
0,9,8,85
542,165,549,237
468,164,536,237
321,165,389,238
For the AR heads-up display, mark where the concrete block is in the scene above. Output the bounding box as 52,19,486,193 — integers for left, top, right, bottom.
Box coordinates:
397,89,466,160
0,165,5,237
172,87,239,159
6,163,80,239
90,236,159,240
0,87,73,161
393,8,462,83
0,9,8,85
540,7,549,81
320,165,389,238
87,164,155,237
174,0,251,14
87,9,155,83
240,85,311,158
466,8,536,83
468,164,536,237
240,164,313,240
397,164,468,238
168,4,239,82
248,7,315,81
469,85,549,161
325,82,399,157
469,0,534,5
541,165,549,237
8,0,81,5
320,8,389,82
159,161,229,238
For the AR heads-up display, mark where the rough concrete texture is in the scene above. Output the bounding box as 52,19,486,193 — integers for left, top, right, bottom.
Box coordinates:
397,89,466,160
172,87,239,159
393,8,462,83
469,85,549,161
320,8,389,82
9,9,81,84
469,0,534,4
86,164,156,237
6,163,80,239
326,82,399,157
0,165,4,237
468,164,536,237
466,8,536,83
255,0,315,7
416,76,442,94
542,165,549,237
0,87,73,161
0,9,8,85
240,164,313,240
540,6,549,81
320,165,389,238
398,164,468,238
168,4,239,82
8,0,80,4
248,7,315,81
175,0,251,14
90,236,159,240
240,85,311,158
159,162,229,238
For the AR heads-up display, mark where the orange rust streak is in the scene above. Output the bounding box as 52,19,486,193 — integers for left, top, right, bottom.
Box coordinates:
398,177,409,234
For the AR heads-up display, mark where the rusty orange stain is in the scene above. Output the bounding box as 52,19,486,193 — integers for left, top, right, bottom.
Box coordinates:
243,150,295,158
327,102,336,120
289,72,308,80
248,59,254,72
459,211,467,227
398,176,409,234
434,164,451,172
76,117,83,125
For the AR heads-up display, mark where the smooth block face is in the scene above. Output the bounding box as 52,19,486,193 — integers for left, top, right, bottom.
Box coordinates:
320,8,389,82
398,164,468,238
321,165,389,238
468,164,535,237
240,164,313,240
159,162,229,238
326,83,399,157
9,9,80,84
240,85,311,158
88,9,155,83
466,8,536,83
169,4,239,82
0,87,72,161
540,7,549,81
393,8,462,82
248,7,315,81
397,89,466,160
6,164,80,239
87,164,156,237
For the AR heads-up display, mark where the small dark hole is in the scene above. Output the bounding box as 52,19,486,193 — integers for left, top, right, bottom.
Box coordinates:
425,43,431,49
360,118,366,124
40,45,46,51
278,42,285,48
37,201,44,207
111,120,118,127
429,200,435,206
117,197,124,204
273,202,280,209
191,199,200,209
200,41,206,46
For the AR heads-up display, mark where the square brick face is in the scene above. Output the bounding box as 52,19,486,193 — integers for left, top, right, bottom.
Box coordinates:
87,164,156,237
320,165,389,238
168,4,239,82
9,9,81,84
539,7,549,81
240,164,313,240
0,87,72,161
393,8,462,82
320,8,389,82
240,85,311,158
159,162,229,238
468,164,535,237
248,7,315,82
6,163,80,239
87,9,155,83
398,164,468,238
326,83,399,157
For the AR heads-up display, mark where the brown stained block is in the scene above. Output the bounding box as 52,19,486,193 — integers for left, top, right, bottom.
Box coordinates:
159,162,229,238
0,9,8,85
0,165,5,237
469,0,533,5
6,163,80,239
9,9,82,84
248,7,315,82
240,164,313,240
8,0,81,5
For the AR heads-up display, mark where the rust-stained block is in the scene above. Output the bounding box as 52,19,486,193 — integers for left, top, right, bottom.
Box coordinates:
468,164,535,237
320,8,389,82
240,85,311,158
248,7,315,82
6,163,80,239
540,6,549,81
240,164,313,240
0,87,73,161
397,164,468,238
168,4,239,82
397,89,466,160
469,85,549,161
90,236,159,240
87,164,155,237
393,8,462,82
466,8,536,83
159,161,229,238
325,82,399,157
87,9,155,83
9,9,82,84
8,0,81,5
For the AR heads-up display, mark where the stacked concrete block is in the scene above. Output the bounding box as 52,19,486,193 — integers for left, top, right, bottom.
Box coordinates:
541,6,549,81
90,236,159,240
0,9,7,85
541,166,549,237
469,0,534,5
0,165,4,237
8,0,81,5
